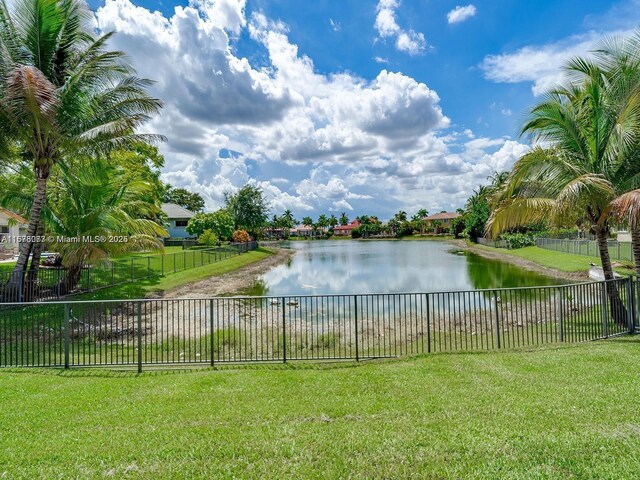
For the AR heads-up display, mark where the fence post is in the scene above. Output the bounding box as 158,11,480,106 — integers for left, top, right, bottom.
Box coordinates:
600,282,609,338
161,254,165,276
282,297,287,363
557,287,564,342
426,294,431,354
354,295,359,361
183,251,186,271
173,253,176,273
64,303,70,369
494,292,501,349
56,268,61,300
210,298,215,366
626,277,634,334
137,302,143,373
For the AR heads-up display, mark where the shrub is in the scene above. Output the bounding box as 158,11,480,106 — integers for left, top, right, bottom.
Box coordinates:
233,229,251,243
500,232,537,249
197,229,218,247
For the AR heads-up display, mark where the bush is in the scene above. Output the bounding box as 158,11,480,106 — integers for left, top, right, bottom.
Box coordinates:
233,229,251,243
500,232,537,249
197,229,218,247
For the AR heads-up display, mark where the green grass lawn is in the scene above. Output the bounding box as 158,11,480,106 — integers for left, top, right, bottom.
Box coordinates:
1,338,639,478
472,244,634,275
76,247,274,300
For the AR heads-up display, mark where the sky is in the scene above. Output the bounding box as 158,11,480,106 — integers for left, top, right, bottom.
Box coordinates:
84,0,640,220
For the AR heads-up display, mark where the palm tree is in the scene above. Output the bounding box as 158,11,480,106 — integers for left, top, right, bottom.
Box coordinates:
339,212,349,226
395,211,408,222
328,214,338,229
488,49,640,324
0,0,163,294
49,161,167,293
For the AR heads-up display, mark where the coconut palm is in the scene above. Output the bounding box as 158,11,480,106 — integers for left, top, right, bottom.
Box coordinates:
0,0,164,292
487,50,640,324
339,212,349,226
48,160,167,293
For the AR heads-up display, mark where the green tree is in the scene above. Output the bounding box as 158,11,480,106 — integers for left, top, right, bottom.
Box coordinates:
225,184,269,235
301,216,313,227
0,0,163,288
488,45,640,323
186,209,234,241
49,161,167,293
197,229,218,247
339,212,349,225
163,186,205,212
328,214,338,229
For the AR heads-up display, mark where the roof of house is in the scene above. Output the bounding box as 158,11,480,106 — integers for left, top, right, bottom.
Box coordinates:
335,220,360,230
161,203,196,219
0,208,27,224
425,212,461,221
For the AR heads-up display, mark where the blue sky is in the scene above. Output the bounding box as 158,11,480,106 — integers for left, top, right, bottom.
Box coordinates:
87,0,640,220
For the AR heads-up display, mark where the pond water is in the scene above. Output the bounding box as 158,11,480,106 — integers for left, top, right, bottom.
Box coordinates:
244,240,562,296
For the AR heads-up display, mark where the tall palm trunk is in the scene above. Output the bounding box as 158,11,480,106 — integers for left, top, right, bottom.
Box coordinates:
24,222,45,301
595,226,627,325
5,173,48,301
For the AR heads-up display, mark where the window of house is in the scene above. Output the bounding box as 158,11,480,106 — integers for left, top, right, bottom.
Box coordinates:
0,226,8,233
175,220,189,227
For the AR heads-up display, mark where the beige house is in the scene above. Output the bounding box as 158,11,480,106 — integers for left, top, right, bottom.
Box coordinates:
0,208,27,257
424,212,461,231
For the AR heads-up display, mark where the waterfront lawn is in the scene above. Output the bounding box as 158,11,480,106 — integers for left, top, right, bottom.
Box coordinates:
473,244,634,275
76,247,274,300
1,338,639,479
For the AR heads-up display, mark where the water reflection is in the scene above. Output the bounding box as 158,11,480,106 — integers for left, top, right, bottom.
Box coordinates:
246,240,561,296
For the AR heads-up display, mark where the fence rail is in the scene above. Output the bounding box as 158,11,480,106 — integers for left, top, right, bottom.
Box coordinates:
0,242,258,302
1,277,636,370
477,237,509,249
536,237,634,263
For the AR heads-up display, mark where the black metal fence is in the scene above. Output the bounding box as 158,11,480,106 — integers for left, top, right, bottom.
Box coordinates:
0,277,636,370
0,242,258,302
537,237,634,262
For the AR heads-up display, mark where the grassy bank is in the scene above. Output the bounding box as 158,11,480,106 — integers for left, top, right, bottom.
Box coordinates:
76,247,274,300
1,339,638,478
471,243,634,275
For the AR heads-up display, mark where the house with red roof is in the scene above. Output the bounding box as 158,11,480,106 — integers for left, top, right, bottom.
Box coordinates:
333,220,360,236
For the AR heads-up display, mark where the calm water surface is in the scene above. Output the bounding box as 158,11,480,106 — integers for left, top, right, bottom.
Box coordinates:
245,240,561,296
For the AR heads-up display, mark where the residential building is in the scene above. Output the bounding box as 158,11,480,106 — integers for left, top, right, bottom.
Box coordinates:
333,220,360,236
0,208,27,256
161,203,196,238
424,212,461,231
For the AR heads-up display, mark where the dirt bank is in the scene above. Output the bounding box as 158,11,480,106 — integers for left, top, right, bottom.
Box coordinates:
162,248,295,298
449,239,588,282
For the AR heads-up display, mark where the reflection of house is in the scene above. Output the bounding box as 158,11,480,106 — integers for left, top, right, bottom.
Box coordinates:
424,212,461,230
0,208,27,256
161,203,195,238
333,220,360,236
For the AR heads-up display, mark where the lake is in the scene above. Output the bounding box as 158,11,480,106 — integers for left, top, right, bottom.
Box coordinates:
244,240,562,296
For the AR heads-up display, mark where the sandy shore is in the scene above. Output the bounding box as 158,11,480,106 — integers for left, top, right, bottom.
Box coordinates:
449,238,587,282
161,247,295,298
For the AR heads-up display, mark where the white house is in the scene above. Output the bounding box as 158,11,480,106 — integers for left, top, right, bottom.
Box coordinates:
0,208,27,257
162,203,196,238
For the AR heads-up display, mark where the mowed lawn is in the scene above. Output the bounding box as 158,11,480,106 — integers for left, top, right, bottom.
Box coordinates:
1,339,640,479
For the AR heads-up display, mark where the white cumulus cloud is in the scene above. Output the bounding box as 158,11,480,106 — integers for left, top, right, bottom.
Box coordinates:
447,5,476,24
374,0,426,55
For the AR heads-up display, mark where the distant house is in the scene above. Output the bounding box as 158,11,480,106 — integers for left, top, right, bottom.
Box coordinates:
162,203,195,238
0,208,27,256
290,225,315,237
424,212,461,231
333,220,360,236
